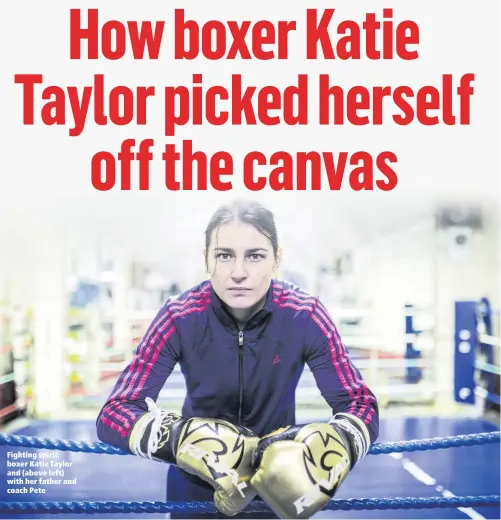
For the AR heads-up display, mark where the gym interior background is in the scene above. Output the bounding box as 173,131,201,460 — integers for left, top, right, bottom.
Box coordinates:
0,192,499,519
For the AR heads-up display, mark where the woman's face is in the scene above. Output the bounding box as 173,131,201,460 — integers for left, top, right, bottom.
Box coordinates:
206,221,278,311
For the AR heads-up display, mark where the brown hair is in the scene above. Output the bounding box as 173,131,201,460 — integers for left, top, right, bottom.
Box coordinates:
204,199,279,269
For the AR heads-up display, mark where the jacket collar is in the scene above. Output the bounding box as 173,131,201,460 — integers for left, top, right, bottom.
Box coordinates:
209,281,274,330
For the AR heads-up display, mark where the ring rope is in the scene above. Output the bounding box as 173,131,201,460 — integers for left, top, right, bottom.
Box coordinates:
476,361,501,376
1,496,499,515
474,388,501,406
0,432,497,514
0,431,498,456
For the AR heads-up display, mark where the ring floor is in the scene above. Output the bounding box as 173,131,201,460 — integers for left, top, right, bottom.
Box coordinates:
0,416,498,519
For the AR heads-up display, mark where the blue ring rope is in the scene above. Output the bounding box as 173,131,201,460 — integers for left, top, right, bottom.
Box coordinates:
0,431,498,456
481,390,501,406
0,496,499,515
0,432,498,514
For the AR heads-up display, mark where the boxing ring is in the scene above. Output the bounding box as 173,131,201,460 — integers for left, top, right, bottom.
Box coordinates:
454,298,500,412
0,423,498,518
0,431,500,515
0,298,499,519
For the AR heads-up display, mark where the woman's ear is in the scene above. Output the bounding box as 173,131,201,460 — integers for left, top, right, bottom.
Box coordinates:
203,248,209,276
274,248,283,274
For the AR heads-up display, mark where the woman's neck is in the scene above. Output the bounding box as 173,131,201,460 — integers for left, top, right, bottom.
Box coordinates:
228,297,266,330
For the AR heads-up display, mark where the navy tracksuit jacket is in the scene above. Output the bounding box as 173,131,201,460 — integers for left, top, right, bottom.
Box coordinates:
96,279,379,511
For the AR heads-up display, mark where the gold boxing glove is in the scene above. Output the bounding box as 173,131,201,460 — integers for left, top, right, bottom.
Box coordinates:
129,398,259,516
250,414,370,519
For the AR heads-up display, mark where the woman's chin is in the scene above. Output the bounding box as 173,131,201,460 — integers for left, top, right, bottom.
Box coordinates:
226,295,254,309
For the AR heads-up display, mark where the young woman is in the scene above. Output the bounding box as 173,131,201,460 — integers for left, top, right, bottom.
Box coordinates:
96,199,379,519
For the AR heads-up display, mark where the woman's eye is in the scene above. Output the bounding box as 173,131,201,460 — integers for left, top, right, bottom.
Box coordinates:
215,253,264,261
